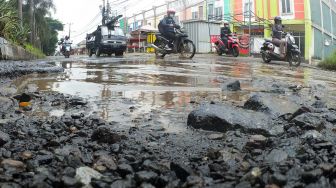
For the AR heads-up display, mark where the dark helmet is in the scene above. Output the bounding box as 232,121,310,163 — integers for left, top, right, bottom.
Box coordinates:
65,36,69,40
274,16,282,24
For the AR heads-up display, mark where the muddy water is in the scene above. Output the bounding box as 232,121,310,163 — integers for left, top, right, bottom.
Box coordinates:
13,55,336,132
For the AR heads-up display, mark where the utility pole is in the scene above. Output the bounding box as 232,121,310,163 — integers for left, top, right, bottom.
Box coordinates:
68,23,73,38
18,0,23,27
102,0,106,25
248,0,252,56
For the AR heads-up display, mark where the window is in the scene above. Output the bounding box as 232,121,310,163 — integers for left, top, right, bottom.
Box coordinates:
208,4,214,19
215,7,222,20
199,6,204,19
192,11,198,19
281,0,292,14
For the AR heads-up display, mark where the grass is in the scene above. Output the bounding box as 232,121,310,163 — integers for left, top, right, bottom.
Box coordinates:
24,44,46,59
318,51,336,71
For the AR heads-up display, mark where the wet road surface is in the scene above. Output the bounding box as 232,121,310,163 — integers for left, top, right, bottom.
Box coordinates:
13,54,336,132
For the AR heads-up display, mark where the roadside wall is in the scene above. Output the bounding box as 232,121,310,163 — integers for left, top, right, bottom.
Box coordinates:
0,37,37,60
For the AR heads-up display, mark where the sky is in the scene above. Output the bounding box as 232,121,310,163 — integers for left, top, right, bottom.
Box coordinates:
53,0,166,44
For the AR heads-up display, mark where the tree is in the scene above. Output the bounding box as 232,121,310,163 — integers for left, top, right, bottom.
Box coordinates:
41,18,63,55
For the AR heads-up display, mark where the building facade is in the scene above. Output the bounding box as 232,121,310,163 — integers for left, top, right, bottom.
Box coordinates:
123,0,336,61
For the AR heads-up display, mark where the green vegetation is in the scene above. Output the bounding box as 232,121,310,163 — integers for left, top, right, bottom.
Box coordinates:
0,0,28,44
0,0,63,56
24,44,46,58
318,51,336,71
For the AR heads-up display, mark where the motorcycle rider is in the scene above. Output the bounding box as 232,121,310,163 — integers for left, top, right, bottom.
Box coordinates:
158,9,181,50
220,21,232,50
272,16,286,58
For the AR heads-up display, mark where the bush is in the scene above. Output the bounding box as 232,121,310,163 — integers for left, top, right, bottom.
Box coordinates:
318,51,336,70
24,44,46,59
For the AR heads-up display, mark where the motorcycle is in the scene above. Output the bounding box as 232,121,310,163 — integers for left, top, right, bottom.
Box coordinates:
214,34,240,57
260,32,301,67
61,42,72,58
152,28,196,59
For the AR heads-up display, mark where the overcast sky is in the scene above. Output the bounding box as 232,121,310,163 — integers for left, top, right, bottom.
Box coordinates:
53,0,166,43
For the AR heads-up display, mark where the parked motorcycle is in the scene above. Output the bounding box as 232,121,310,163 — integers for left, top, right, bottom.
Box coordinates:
152,28,196,59
214,34,239,57
260,32,301,67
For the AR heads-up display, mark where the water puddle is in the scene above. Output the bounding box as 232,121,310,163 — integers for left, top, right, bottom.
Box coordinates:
12,56,336,131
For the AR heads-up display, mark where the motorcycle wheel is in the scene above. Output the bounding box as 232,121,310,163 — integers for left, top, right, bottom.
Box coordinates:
115,51,124,56
216,49,223,56
155,42,166,58
232,46,239,57
88,49,93,57
95,47,101,57
288,52,301,67
261,52,271,63
180,39,196,59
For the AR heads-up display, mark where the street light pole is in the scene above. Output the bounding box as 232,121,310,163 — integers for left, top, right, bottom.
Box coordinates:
248,0,252,56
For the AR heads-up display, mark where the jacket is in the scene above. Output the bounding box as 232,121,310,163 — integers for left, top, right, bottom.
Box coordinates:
159,16,177,33
220,27,232,39
272,24,283,40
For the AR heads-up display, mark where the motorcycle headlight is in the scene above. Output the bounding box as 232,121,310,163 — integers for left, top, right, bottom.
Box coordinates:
289,36,295,44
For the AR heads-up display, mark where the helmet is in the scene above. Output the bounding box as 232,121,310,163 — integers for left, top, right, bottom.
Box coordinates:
274,16,282,23
65,36,69,40
223,21,229,26
167,9,176,15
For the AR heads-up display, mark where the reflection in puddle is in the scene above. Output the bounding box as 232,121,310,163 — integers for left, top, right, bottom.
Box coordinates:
13,56,336,131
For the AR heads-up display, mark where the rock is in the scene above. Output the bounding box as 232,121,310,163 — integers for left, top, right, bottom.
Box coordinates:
1,159,26,171
301,169,323,183
266,149,288,163
0,131,10,146
91,127,122,144
111,144,121,153
135,171,158,183
140,183,156,188
301,130,323,139
185,176,204,187
75,166,102,185
291,113,326,131
36,155,54,165
243,94,269,112
187,104,283,136
20,151,33,160
243,94,300,116
223,80,241,91
71,113,83,119
245,135,269,149
318,163,334,173
208,133,225,140
117,164,134,177
69,98,87,106
94,155,117,170
62,176,79,187
0,97,15,114
270,173,287,186
250,167,262,178
235,181,251,188
170,162,193,182
312,100,327,108
94,165,107,172
289,106,312,121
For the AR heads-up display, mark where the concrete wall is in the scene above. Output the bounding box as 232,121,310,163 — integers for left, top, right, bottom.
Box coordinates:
309,0,336,59
0,38,37,61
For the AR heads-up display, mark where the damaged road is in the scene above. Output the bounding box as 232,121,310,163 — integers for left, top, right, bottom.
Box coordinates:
1,54,336,188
